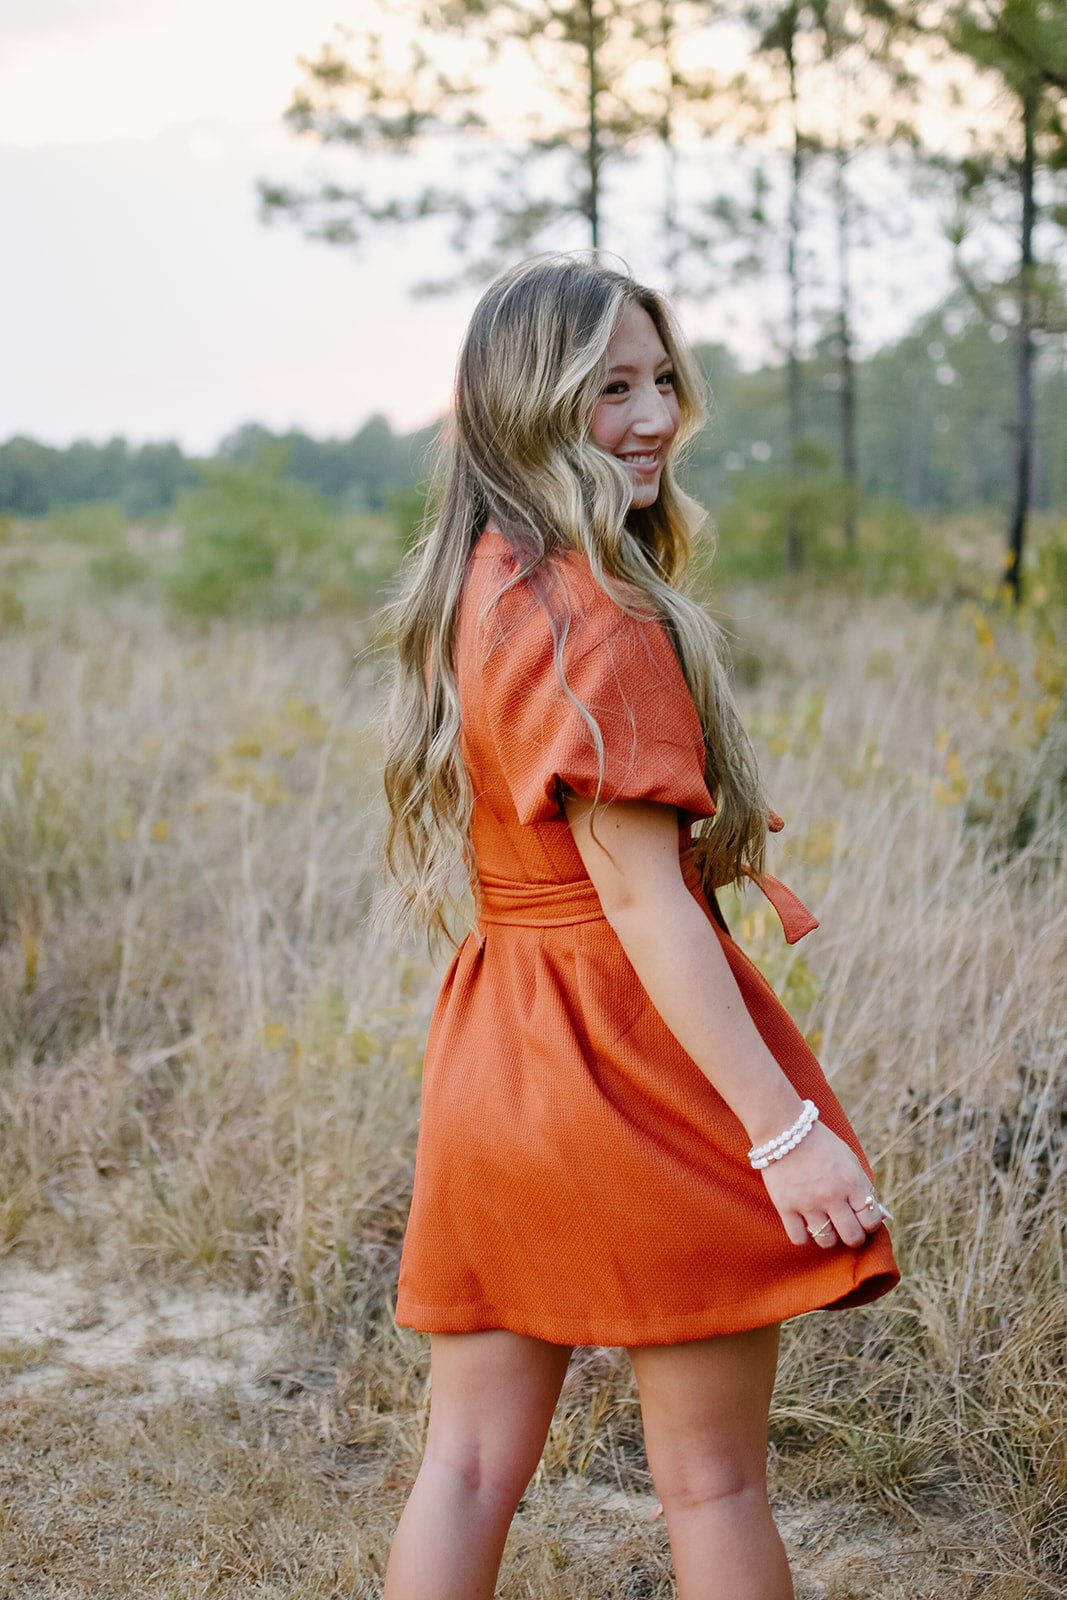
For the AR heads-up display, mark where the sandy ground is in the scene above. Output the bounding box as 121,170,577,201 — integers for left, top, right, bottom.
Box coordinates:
0,1260,283,1403
0,1257,985,1600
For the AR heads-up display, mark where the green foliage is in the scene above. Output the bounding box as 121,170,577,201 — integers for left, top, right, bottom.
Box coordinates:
690,303,1067,523
386,484,429,550
0,436,198,518
716,442,849,575
87,548,153,594
218,415,432,511
0,586,25,628
44,502,126,548
166,450,377,619
1031,518,1067,606
848,503,966,599
706,489,965,600
947,0,1067,151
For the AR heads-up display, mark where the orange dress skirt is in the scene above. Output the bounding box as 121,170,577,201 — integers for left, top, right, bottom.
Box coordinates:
395,529,899,1346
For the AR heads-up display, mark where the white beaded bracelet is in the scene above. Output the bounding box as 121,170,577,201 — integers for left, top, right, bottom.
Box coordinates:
748,1100,817,1162
748,1100,819,1170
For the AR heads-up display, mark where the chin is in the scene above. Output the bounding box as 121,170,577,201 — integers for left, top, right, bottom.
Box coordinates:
629,480,662,509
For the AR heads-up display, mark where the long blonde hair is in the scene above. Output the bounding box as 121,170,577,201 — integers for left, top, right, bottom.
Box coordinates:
382,254,767,943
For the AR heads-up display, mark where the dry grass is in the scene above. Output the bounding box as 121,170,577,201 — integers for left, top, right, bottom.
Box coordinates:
0,573,1064,1597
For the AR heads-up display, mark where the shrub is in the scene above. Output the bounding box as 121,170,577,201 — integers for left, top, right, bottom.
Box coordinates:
166,449,366,618
0,585,25,627
87,548,153,595
385,484,429,551
42,503,126,549
703,485,965,602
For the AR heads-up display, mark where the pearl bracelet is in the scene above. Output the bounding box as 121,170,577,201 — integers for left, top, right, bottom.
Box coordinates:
748,1100,819,1170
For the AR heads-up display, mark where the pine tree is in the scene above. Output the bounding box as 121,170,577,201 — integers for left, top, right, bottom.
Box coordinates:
908,0,1067,598
259,1,667,287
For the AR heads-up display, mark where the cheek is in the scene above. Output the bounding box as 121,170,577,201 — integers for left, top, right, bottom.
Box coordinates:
665,394,681,437
590,402,624,454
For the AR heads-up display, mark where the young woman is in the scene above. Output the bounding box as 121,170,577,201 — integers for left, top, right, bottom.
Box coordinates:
381,254,898,1600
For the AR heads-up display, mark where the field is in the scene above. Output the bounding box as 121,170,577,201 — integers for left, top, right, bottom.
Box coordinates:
0,508,1064,1598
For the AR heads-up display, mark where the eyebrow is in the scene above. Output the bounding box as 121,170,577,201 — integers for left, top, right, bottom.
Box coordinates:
606,357,674,375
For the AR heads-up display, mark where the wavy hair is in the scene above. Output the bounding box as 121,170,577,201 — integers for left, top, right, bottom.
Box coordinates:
382,253,767,943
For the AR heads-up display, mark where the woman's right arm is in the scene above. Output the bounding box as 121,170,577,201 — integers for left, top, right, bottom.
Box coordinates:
563,792,885,1251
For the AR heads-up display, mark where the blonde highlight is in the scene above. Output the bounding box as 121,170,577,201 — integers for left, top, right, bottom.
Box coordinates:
381,253,767,943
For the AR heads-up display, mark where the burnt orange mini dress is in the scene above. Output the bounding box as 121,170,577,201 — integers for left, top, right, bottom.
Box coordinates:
396,528,899,1347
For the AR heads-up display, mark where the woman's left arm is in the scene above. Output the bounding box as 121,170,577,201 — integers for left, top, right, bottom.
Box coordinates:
563,792,884,1250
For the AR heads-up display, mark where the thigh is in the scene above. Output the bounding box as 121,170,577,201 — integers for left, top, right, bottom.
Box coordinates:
424,1330,573,1494
629,1326,780,1500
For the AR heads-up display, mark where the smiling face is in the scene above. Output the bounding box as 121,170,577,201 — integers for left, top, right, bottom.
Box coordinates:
590,300,681,509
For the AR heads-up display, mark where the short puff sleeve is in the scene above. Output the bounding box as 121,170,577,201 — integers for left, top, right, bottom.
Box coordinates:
480,572,716,827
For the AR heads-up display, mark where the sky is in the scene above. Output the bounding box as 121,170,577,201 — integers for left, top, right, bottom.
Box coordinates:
0,0,957,454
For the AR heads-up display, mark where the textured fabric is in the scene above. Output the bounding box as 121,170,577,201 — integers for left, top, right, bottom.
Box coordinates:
396,528,899,1346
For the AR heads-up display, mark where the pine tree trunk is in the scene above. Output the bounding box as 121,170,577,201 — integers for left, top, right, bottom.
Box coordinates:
835,138,858,549
660,0,680,287
785,23,803,574
1006,86,1037,603
583,0,601,248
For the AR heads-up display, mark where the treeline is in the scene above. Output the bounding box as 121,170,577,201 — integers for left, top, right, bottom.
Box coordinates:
216,418,436,513
0,416,433,521
691,305,1067,514
2,302,1065,522
0,439,200,520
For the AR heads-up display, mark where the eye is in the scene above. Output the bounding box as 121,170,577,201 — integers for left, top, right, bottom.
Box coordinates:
601,380,629,397
656,370,676,388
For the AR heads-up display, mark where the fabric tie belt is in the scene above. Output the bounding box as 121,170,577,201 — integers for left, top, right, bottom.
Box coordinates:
476,839,818,946
737,868,819,944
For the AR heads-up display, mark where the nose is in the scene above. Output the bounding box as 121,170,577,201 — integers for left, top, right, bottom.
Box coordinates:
632,381,677,439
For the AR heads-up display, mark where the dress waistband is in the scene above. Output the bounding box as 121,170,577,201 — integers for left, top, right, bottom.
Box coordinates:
476,852,817,944
476,873,605,928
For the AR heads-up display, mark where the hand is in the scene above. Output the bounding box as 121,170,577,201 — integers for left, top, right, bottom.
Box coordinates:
759,1122,890,1250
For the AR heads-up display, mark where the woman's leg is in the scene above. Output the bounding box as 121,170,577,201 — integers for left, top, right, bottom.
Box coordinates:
629,1326,793,1600
383,1329,573,1600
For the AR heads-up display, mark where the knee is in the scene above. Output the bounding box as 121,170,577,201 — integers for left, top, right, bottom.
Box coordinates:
422,1433,535,1511
653,1454,767,1516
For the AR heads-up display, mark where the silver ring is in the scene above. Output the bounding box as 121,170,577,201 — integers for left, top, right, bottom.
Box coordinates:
807,1220,834,1240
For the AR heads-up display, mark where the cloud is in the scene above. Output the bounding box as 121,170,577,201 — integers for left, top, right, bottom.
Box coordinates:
0,1,139,43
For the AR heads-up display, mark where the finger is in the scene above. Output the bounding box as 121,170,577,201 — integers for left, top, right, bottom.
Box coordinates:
850,1192,889,1234
782,1210,811,1248
805,1215,837,1250
829,1204,866,1248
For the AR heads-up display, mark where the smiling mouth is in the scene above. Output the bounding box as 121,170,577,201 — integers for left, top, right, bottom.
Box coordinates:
617,452,662,473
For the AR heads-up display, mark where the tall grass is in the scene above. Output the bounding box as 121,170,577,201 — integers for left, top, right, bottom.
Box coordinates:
0,558,1064,1595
